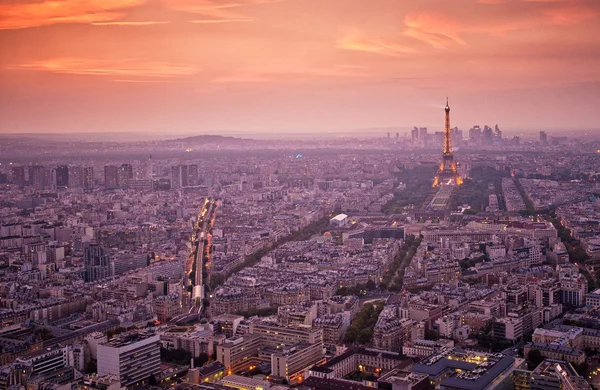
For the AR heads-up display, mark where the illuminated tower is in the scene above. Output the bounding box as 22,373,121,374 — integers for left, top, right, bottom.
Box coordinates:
433,98,463,187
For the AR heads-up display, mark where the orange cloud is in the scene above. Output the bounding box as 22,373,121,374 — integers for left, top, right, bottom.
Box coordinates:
403,13,467,49
401,1,599,49
336,34,417,56
164,0,281,20
0,0,145,30
190,19,253,24
91,21,169,26
8,58,199,79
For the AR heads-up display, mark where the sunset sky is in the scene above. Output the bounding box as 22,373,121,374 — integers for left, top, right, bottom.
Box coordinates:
1,0,599,136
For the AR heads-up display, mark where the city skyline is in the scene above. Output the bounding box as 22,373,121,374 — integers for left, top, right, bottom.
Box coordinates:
1,0,600,134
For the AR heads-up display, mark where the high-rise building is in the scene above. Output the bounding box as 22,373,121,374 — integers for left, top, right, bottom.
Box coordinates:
44,168,55,190
122,163,133,179
30,165,46,190
411,127,419,141
482,125,493,145
83,167,95,191
540,131,548,145
56,165,69,189
181,165,189,187
433,99,463,187
469,125,481,143
188,165,199,186
118,164,132,189
11,166,25,187
452,127,463,143
419,127,428,139
84,243,111,282
171,166,182,189
69,165,83,188
104,166,119,189
494,124,502,143
97,332,161,387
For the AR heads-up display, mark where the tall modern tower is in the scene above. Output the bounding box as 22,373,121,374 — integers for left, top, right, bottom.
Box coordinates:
83,167,94,191
84,243,110,282
104,165,119,189
56,165,69,189
433,98,463,187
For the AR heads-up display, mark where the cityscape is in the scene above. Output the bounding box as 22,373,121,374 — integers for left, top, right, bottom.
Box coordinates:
1,1,600,390
1,103,600,390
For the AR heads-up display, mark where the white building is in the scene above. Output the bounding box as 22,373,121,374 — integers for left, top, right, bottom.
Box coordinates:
97,332,160,387
329,214,348,228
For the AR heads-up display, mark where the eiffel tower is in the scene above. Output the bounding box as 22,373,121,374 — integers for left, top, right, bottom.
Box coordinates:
433,98,463,187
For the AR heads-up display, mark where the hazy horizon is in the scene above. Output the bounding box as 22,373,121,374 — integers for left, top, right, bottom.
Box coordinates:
0,126,599,143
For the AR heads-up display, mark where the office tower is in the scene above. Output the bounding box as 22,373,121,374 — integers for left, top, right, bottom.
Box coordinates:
122,163,133,179
494,124,502,143
83,167,94,191
118,164,132,189
11,166,25,187
55,165,69,189
452,127,463,144
469,125,481,143
69,165,83,188
181,165,189,187
97,332,161,387
387,132,390,139
433,98,463,187
45,168,55,190
411,127,419,141
189,165,199,186
514,136,520,146
540,131,548,145
396,132,399,139
30,165,46,190
482,125,493,145
104,165,119,189
419,127,428,139
27,166,34,186
84,243,110,282
171,165,182,189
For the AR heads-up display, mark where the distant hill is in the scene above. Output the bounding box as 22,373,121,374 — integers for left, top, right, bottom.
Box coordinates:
172,135,247,143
